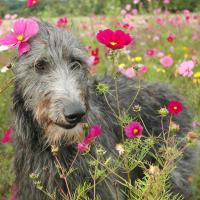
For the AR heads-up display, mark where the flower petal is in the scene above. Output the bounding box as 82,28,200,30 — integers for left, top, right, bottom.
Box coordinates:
23,19,39,40
0,33,17,46
13,19,27,35
18,42,30,56
86,125,101,141
77,142,88,153
1,128,13,144
96,29,113,46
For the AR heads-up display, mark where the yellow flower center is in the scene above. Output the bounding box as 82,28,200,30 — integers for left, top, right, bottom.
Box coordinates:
133,128,139,135
17,34,24,41
110,41,117,46
173,106,177,110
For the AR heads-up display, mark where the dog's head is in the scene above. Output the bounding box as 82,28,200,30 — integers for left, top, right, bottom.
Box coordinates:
14,22,90,144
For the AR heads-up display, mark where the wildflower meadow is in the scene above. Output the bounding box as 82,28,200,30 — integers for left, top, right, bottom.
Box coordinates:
0,0,200,199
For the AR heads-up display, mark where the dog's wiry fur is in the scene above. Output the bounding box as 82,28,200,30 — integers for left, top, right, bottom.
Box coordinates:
13,22,198,200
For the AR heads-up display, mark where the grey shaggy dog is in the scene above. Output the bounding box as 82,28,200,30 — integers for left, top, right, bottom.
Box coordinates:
12,21,198,200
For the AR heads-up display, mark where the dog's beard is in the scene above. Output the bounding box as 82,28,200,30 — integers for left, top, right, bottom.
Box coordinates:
35,98,85,145
43,122,84,145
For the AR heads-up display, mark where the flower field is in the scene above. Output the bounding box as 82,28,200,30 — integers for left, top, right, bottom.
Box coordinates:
0,0,200,199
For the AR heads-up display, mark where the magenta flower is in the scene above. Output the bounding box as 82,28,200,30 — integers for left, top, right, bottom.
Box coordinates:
124,122,143,138
56,16,68,28
77,142,88,153
167,32,176,43
167,100,183,115
160,56,173,68
96,29,133,50
139,65,148,75
84,125,101,144
156,17,165,26
0,18,39,56
146,48,157,57
178,60,195,77
1,128,13,144
77,125,101,153
88,47,99,66
27,0,38,8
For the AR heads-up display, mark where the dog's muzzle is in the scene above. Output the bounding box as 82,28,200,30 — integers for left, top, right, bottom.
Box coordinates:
56,102,86,129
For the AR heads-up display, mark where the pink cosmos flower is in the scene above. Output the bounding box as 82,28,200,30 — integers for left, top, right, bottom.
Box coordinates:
154,8,161,15
146,48,157,57
77,143,88,153
167,33,176,43
178,60,195,77
133,0,140,4
84,125,101,144
163,0,170,4
156,17,165,26
193,15,198,20
132,9,138,15
124,121,143,138
139,65,148,74
125,4,132,11
160,56,173,68
167,101,183,115
89,48,99,66
185,15,190,22
125,13,132,19
27,0,38,8
119,67,136,78
77,125,101,153
56,16,68,28
1,128,13,144
96,29,133,50
10,196,16,200
4,14,11,20
0,18,39,56
121,9,127,16
192,56,197,65
122,23,134,31
169,16,182,27
183,9,190,15
157,52,165,58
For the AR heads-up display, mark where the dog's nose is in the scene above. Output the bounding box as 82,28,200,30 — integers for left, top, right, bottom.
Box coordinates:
64,103,85,124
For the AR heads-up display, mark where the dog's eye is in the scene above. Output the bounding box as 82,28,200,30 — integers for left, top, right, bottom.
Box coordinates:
35,60,47,71
70,61,81,71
